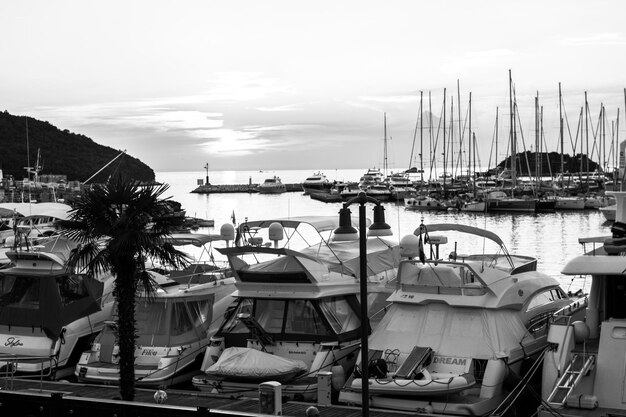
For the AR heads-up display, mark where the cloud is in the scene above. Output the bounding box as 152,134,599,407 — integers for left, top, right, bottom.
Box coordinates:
441,49,519,73
256,104,300,112
558,33,626,46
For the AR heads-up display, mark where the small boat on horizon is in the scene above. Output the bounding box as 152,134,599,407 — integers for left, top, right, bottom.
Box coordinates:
257,176,286,194
301,171,333,195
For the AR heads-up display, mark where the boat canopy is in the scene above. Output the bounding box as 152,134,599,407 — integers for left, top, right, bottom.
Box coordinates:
241,216,364,234
220,238,399,281
165,233,226,247
369,303,531,360
0,203,72,220
415,223,506,248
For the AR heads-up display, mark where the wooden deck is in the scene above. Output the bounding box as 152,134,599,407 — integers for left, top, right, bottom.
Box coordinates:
0,378,435,417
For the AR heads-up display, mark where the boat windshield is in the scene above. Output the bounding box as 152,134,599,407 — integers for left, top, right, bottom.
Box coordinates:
218,296,361,341
133,297,214,346
0,273,102,338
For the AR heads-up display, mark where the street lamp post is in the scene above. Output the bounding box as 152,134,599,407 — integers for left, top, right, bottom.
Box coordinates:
333,191,392,417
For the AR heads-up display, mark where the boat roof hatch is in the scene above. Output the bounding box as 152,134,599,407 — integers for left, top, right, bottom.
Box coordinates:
562,255,626,275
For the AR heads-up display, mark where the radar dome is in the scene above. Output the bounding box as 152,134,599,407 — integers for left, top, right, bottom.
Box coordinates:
220,223,235,241
268,222,284,241
400,234,421,258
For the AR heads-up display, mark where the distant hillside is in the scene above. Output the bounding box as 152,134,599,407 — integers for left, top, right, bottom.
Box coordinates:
496,151,601,176
0,110,155,182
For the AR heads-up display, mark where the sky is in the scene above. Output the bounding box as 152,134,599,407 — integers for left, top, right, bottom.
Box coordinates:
2,0,626,174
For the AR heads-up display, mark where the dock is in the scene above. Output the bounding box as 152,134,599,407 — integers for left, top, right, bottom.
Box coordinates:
191,183,303,194
0,378,431,417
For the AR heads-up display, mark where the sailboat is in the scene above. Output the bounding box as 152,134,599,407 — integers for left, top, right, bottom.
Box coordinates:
487,71,536,213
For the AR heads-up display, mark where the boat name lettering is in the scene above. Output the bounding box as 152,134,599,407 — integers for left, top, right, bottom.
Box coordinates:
4,337,23,348
141,349,159,356
288,351,306,355
433,356,466,366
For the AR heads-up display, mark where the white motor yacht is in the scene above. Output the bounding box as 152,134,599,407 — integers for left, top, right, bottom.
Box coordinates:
192,214,400,401
538,191,626,416
0,236,115,379
301,172,332,195
257,176,286,194
75,232,237,387
339,223,586,415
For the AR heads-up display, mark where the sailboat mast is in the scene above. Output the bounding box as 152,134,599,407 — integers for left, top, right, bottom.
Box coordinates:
468,92,472,180
429,91,434,183
25,117,31,182
559,83,564,175
509,70,517,188
585,92,589,186
495,107,499,173
383,112,388,177
457,79,463,178
443,88,447,188
602,104,606,173
535,93,539,184
420,91,424,184
450,95,454,180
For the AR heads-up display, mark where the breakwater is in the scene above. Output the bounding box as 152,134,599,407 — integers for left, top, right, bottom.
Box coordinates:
191,183,303,194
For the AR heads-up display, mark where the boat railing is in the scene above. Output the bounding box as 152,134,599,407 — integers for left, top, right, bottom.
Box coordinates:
0,354,57,390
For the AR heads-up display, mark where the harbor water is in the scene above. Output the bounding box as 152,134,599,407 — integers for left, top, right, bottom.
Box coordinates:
157,168,612,293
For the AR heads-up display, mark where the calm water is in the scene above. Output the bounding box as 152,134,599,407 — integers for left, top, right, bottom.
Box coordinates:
156,169,612,293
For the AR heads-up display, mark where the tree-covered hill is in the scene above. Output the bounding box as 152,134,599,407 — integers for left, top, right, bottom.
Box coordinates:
0,110,155,183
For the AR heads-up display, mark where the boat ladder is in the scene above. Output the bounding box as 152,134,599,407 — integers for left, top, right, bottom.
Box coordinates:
546,353,596,406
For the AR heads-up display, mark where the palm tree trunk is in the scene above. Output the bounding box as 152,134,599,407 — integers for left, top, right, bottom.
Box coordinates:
116,262,138,401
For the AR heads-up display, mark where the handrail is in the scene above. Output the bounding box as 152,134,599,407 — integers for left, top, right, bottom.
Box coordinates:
0,353,57,391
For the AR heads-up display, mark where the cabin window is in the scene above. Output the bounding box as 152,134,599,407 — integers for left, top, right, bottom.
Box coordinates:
0,276,39,309
171,302,194,335
526,289,563,312
284,299,329,336
187,299,211,327
255,299,286,333
220,299,254,333
319,296,360,334
135,301,169,344
56,274,89,306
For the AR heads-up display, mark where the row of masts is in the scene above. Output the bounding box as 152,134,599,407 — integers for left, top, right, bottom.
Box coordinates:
380,71,625,189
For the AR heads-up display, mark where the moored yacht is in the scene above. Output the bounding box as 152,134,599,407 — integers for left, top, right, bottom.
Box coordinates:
301,172,332,195
257,176,286,194
0,235,115,379
339,223,586,415
191,213,400,400
538,191,626,416
75,232,237,387
486,190,536,213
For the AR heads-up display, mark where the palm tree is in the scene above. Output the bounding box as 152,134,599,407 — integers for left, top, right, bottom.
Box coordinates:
58,175,188,401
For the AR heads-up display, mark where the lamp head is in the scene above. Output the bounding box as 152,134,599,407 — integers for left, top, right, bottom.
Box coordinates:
368,205,392,237
332,207,359,241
